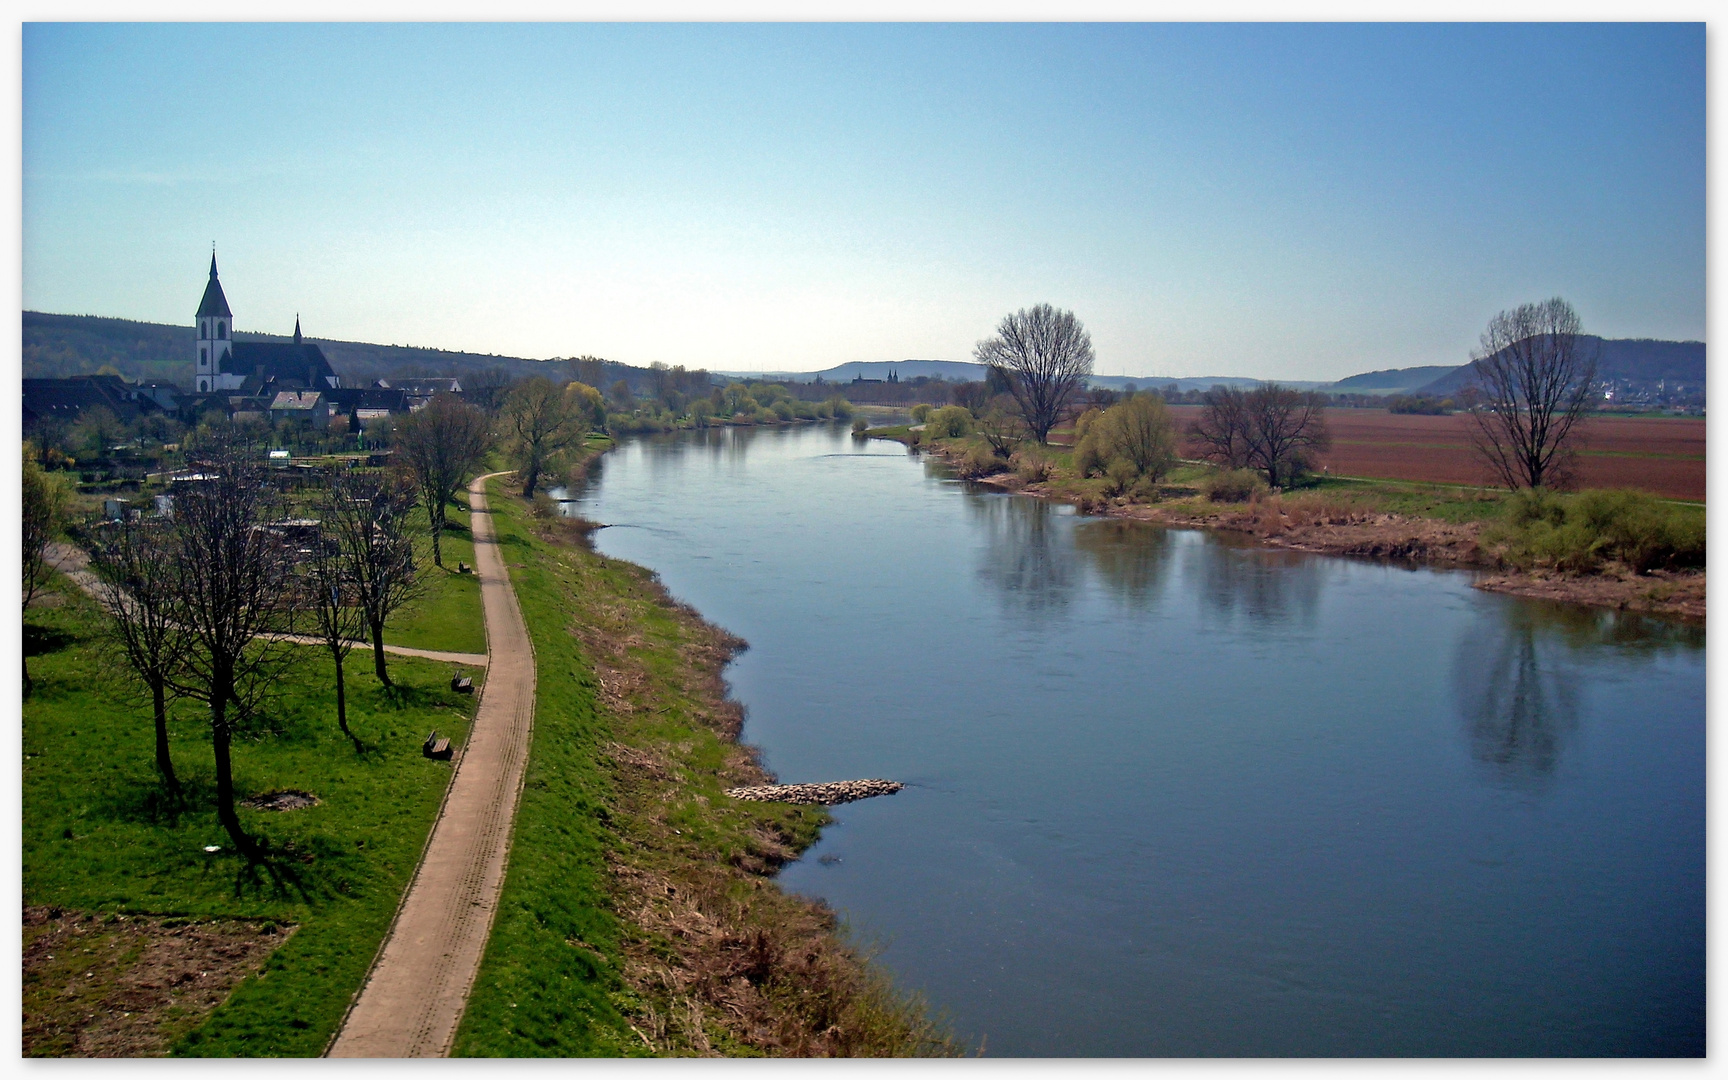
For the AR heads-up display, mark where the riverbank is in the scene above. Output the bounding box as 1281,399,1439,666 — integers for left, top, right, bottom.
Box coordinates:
894,433,1704,623
452,455,956,1057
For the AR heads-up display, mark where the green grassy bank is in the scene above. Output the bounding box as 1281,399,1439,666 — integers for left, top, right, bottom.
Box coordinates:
22,573,484,1056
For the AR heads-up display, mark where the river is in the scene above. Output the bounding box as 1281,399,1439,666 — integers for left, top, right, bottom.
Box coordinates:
553,421,1704,1057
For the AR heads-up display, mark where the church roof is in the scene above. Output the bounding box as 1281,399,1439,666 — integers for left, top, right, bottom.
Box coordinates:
197,254,233,318
223,341,338,387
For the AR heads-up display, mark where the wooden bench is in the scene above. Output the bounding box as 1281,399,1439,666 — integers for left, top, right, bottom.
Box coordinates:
450,675,473,694
422,732,453,760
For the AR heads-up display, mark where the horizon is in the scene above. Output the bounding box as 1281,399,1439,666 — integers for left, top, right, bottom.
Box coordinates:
24,23,1704,380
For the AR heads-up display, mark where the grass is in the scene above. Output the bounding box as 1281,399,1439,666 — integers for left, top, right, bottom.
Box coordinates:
22,571,484,1056
385,500,487,655
452,476,957,1057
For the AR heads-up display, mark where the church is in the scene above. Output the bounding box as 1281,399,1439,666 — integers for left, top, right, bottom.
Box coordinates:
194,254,340,395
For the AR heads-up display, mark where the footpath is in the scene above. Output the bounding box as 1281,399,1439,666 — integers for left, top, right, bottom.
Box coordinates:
328,473,536,1057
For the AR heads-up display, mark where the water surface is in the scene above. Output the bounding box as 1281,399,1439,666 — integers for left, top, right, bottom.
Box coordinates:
558,423,1704,1057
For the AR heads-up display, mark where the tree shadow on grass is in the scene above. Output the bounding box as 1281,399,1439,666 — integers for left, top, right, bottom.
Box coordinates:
23,622,79,657
96,774,214,829
230,832,372,906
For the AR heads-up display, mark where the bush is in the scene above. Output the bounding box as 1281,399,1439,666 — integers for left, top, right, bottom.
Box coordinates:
851,415,869,435
1010,447,1051,483
910,403,933,423
955,442,1005,479
1072,394,1176,484
1201,468,1267,503
923,406,974,441
826,395,855,419
1486,488,1705,573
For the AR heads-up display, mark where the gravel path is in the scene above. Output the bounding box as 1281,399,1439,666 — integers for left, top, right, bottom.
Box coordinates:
328,473,536,1057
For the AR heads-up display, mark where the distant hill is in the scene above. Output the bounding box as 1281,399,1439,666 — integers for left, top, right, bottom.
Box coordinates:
22,311,673,392
1330,365,1463,395
716,359,987,383
1415,337,1704,397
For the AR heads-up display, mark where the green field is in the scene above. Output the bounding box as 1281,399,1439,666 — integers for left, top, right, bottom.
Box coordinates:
23,561,483,1055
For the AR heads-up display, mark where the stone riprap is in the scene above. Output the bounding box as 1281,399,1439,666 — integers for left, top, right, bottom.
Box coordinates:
725,779,903,806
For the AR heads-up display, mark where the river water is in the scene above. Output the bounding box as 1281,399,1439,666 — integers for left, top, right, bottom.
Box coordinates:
555,422,1704,1057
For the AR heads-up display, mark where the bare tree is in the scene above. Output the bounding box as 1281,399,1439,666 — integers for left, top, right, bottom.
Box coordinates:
392,393,493,568
502,377,589,498
303,492,368,749
321,469,421,689
1189,386,1254,470
973,304,1095,444
167,437,304,856
22,451,69,695
1191,384,1331,489
88,518,188,791
1466,297,1598,490
1244,385,1331,489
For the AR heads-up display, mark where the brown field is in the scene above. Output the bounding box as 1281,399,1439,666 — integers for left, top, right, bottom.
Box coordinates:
1168,406,1705,501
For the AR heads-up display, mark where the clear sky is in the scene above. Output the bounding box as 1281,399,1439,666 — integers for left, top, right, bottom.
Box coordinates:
22,22,1704,380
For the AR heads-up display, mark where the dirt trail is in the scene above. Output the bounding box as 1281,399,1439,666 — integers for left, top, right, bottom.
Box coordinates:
327,473,536,1057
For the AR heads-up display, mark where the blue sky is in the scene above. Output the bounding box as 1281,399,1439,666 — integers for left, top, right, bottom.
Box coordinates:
22,22,1704,379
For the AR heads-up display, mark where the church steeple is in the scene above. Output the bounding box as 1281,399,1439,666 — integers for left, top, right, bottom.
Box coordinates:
294,315,302,345
195,250,233,392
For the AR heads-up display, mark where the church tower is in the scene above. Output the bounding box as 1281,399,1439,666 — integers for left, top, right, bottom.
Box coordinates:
195,252,233,392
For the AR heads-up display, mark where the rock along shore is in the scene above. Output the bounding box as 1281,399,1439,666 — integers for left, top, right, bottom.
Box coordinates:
727,780,904,806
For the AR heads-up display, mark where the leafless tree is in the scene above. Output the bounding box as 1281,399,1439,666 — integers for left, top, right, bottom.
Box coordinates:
502,377,589,498
973,304,1095,444
167,437,304,856
303,493,368,749
1466,297,1598,490
88,518,189,791
320,469,421,689
1189,386,1255,470
1191,384,1331,488
1244,385,1331,489
22,452,69,695
392,393,493,568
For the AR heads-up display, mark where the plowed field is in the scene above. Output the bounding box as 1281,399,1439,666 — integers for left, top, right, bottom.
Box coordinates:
1173,407,1705,501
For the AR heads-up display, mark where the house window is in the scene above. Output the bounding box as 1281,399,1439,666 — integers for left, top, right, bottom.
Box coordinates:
200,346,207,364
217,321,226,338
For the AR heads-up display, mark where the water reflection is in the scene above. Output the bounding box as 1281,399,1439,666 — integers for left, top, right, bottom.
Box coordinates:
1072,519,1177,610
1453,607,1580,788
967,493,1074,616
1194,537,1325,629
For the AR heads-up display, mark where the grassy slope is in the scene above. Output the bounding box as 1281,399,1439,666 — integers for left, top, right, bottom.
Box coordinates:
22,574,484,1056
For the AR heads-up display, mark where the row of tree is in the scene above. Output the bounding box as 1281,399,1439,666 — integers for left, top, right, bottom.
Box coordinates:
967,297,1598,492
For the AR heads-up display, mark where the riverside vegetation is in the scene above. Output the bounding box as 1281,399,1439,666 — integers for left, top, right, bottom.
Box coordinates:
870,396,1704,622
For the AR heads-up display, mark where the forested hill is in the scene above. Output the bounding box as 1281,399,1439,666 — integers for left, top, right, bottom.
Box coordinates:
1415,337,1704,397
22,311,586,386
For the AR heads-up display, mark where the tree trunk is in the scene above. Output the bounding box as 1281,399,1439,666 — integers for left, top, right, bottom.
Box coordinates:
23,655,32,697
333,649,361,750
370,617,392,686
151,678,179,793
210,689,253,856
431,506,445,568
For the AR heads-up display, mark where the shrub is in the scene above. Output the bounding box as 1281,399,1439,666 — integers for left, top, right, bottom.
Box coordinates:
956,442,1004,479
1072,394,1176,484
1486,488,1704,573
1201,468,1267,503
851,415,869,435
923,406,974,441
1010,447,1051,483
910,403,933,423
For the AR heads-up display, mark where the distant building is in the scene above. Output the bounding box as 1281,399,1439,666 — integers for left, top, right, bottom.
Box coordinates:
194,254,340,395
269,390,331,430
23,374,163,429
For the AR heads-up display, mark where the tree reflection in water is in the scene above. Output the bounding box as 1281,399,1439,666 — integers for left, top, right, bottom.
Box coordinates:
1071,519,1177,610
1453,599,1701,789
1194,534,1325,629
968,492,1074,617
